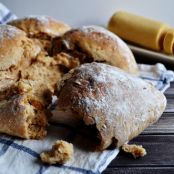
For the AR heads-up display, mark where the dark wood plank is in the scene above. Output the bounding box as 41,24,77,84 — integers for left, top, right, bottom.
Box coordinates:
109,135,174,167
165,98,174,112
103,167,174,174
164,82,174,96
143,113,174,134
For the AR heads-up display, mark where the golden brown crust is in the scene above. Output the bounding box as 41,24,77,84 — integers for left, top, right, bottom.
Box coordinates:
8,15,71,37
0,25,27,70
8,16,71,52
53,63,166,150
51,26,139,75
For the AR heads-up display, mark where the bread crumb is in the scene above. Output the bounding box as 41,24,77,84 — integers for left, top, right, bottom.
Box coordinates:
40,140,73,164
122,144,147,158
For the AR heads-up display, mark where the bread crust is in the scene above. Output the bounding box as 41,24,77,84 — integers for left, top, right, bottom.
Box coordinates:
0,25,26,70
8,16,71,37
53,63,166,150
8,16,71,52
51,26,139,75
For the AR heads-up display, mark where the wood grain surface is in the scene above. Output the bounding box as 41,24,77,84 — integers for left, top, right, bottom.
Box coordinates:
103,82,174,174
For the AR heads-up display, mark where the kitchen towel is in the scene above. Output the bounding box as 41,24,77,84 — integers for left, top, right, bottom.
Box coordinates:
0,3,174,174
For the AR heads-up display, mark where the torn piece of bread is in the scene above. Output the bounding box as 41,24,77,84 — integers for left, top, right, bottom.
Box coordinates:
122,144,147,158
15,53,62,106
51,25,139,75
52,62,166,150
40,140,73,164
8,16,71,52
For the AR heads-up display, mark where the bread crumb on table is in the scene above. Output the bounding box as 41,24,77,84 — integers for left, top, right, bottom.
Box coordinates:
40,140,73,164
122,144,147,158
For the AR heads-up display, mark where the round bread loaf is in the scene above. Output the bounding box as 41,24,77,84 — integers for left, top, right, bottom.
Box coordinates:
52,62,166,150
51,25,139,75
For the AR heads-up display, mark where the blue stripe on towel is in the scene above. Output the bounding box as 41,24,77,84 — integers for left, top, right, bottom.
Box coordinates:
0,137,97,174
36,164,97,174
53,164,97,174
0,11,13,24
0,138,39,157
0,143,12,156
35,166,48,174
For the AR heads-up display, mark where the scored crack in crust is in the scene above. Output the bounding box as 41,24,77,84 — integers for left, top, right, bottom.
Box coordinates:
52,62,166,150
51,25,139,75
8,16,71,52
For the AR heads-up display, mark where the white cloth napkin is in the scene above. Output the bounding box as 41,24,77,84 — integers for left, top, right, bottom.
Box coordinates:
0,3,174,174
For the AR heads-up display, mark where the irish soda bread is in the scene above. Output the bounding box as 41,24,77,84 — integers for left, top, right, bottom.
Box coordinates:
0,24,63,138
52,63,166,150
8,16,71,52
51,25,139,74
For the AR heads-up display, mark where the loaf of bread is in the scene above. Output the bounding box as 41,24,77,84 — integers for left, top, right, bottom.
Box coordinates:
52,62,166,150
8,16,71,52
51,25,139,75
0,24,64,138
108,11,170,51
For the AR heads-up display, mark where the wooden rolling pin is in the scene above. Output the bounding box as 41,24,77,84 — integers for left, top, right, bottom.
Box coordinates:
108,11,171,53
163,29,174,54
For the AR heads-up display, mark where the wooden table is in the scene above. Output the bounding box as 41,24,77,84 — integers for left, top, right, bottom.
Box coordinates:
104,82,174,174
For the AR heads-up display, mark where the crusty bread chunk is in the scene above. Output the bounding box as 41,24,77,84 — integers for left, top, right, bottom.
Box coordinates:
52,62,166,150
51,25,139,75
122,144,147,158
40,140,73,164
